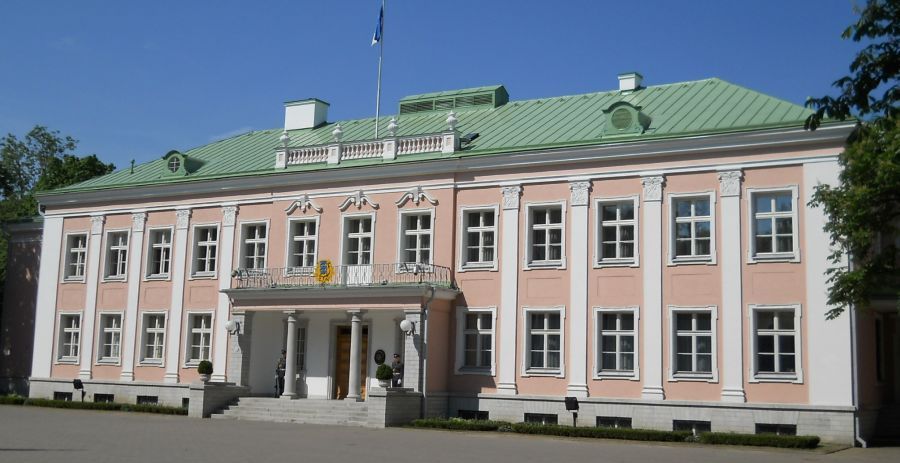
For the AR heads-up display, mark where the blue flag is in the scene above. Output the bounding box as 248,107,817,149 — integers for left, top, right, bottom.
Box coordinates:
371,4,383,46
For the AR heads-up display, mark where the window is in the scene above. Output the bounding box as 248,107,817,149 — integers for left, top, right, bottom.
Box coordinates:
458,410,489,421
596,199,637,264
94,393,115,403
141,313,166,364
57,314,81,362
98,313,122,363
673,420,711,436
669,306,718,380
755,424,797,436
192,225,218,276
456,308,495,373
63,234,88,281
54,392,73,401
597,417,632,429
461,208,496,269
524,413,558,425
241,223,268,270
525,309,563,374
400,212,432,265
344,216,373,265
527,205,565,267
105,231,129,280
295,325,307,371
749,188,798,261
136,395,158,405
146,229,172,278
596,309,638,377
671,195,714,262
752,307,799,379
288,219,317,271
187,313,213,364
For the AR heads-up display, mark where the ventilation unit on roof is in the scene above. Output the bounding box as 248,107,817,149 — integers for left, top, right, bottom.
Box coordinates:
398,85,509,115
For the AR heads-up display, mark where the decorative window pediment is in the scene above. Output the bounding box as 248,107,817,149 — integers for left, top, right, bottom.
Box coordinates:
602,102,651,136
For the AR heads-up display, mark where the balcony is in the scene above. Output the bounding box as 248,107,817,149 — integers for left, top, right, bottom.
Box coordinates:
224,263,459,303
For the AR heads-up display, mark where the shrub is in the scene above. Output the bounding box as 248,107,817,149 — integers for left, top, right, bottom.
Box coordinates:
375,364,394,381
510,423,693,442
411,418,511,432
699,432,820,449
11,398,188,415
197,360,213,375
0,395,26,405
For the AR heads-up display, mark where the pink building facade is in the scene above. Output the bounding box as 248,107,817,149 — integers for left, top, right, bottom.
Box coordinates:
10,74,897,443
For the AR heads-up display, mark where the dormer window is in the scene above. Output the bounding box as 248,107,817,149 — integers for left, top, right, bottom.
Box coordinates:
602,102,650,137
167,157,181,173
162,150,188,176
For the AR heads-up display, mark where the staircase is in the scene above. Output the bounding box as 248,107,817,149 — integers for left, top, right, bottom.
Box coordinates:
211,397,369,427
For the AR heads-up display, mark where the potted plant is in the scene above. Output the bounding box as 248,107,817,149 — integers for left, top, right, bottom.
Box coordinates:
197,360,213,383
376,364,393,388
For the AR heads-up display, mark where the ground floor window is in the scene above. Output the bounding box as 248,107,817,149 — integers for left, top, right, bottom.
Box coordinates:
94,393,114,403
458,410,489,421
98,313,122,363
750,304,802,382
525,308,564,375
187,313,213,364
53,392,73,401
455,307,495,374
57,313,81,363
136,395,158,405
673,420,711,436
755,423,797,436
524,413,558,425
596,416,632,429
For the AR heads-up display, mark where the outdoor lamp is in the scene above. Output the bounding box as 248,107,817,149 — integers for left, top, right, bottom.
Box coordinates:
399,319,415,336
225,319,241,335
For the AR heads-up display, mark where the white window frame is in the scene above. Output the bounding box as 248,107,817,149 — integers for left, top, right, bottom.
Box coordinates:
667,305,719,382
667,191,717,265
139,311,167,366
746,186,800,263
339,212,376,266
184,311,214,367
523,201,567,270
144,226,174,280
190,223,220,279
61,232,89,283
454,306,497,375
594,196,640,268
748,304,803,383
56,312,82,364
593,306,640,380
521,306,566,377
239,221,269,271
457,205,499,272
103,229,131,281
96,311,124,365
285,217,319,275
397,208,435,269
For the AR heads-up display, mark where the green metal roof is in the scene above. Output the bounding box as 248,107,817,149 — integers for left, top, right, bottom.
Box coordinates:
49,78,818,195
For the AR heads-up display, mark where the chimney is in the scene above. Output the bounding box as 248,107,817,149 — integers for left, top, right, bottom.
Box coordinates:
617,72,644,92
284,98,330,131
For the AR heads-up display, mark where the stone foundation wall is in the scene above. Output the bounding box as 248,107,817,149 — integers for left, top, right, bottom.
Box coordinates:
367,388,422,427
29,377,189,407
188,382,251,418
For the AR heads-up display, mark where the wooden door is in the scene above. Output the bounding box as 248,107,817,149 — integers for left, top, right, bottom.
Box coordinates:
333,326,368,400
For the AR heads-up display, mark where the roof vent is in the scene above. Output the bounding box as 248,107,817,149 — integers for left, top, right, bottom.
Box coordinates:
284,98,330,131
617,72,644,92
399,85,509,115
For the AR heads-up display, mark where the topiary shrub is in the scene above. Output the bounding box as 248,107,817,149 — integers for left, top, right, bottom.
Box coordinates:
411,418,512,431
376,364,394,381
197,360,213,375
0,395,27,405
510,423,693,442
699,432,820,449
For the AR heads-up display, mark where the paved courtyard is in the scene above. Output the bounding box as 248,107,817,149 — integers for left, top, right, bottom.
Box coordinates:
0,405,897,463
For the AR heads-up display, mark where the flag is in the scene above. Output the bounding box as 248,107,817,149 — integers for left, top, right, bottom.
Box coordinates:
371,4,383,46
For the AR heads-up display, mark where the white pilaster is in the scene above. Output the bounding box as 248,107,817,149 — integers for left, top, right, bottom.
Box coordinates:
282,312,298,398
77,215,105,379
164,209,191,383
497,185,522,395
805,160,853,406
346,310,362,401
640,175,665,400
211,205,238,382
119,212,146,381
567,181,591,397
30,216,64,378
718,170,746,402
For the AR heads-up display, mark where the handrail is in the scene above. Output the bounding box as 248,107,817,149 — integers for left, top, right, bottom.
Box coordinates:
231,263,454,290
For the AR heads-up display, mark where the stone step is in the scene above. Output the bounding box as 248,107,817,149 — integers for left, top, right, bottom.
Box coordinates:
210,397,371,427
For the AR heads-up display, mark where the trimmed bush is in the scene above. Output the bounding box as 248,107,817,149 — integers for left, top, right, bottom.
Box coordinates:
3,397,188,415
510,423,693,442
411,418,511,432
699,432,820,449
197,360,213,375
376,364,394,381
0,395,27,405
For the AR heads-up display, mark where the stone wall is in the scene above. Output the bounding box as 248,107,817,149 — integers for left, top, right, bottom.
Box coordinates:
367,388,421,427
188,382,251,418
29,377,189,407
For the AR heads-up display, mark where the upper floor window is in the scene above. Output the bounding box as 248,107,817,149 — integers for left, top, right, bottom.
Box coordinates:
288,219,318,271
98,313,122,364
105,231,129,280
344,216,373,265
455,307,495,374
57,313,81,363
146,228,172,278
525,309,563,375
192,225,218,276
460,208,497,269
526,204,565,268
64,234,88,281
241,223,268,270
750,189,798,261
400,212,432,265
671,195,714,263
596,199,637,265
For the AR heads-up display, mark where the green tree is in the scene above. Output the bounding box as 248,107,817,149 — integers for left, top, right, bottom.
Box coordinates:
805,0,900,318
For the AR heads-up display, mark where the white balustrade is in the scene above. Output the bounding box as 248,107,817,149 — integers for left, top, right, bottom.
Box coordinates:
284,133,447,166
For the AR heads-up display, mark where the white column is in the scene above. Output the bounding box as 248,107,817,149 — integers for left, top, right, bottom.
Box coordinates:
497,185,521,395
211,205,238,382
640,176,665,400
567,181,591,397
805,160,853,406
119,212,146,381
77,215,105,379
282,312,298,398
346,310,362,401
718,171,746,402
30,215,64,379
164,209,191,383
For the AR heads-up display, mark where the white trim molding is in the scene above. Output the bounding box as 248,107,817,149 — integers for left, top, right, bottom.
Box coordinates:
396,207,436,267
666,191,718,266
183,310,215,368
454,306,497,376
520,306,567,378
667,305,719,383
640,175,665,400
395,185,439,207
339,190,380,211
59,231,89,283
138,311,168,367
593,306,640,381
497,185,521,395
54,311,83,365
567,181,591,397
748,304,804,384
718,169,745,402
457,204,500,272
94,310,125,366
164,207,192,382
188,222,221,279
593,195,640,268
523,200,568,270
285,194,323,214
338,211,377,268
745,185,801,264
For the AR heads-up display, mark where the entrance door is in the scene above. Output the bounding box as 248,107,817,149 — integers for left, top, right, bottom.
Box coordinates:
333,326,368,400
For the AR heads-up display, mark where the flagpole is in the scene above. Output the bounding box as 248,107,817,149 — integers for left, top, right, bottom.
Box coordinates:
374,0,385,139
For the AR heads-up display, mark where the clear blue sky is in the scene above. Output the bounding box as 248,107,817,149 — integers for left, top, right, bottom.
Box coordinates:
0,0,860,168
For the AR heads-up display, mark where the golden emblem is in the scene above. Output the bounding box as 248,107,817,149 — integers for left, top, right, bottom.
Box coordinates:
313,259,334,284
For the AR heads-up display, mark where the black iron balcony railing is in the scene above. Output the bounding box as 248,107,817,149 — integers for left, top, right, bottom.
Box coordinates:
231,263,455,290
